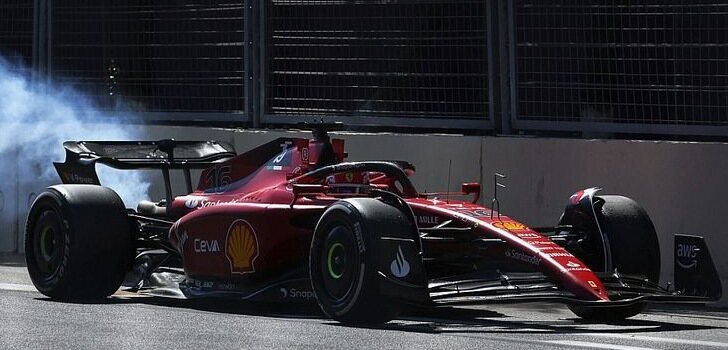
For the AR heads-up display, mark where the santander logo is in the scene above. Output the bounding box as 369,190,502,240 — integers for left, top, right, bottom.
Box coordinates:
183,197,241,210
184,197,200,209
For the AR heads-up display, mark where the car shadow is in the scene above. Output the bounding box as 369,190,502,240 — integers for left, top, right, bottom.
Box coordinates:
328,305,728,335
0,255,26,267
37,294,727,336
37,293,326,320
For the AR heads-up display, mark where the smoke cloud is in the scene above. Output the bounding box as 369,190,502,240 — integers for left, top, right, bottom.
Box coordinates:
0,58,151,210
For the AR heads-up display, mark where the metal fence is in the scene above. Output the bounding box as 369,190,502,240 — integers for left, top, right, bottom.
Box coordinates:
512,0,728,136
49,1,245,117
0,0,33,74
263,0,490,129
4,1,728,137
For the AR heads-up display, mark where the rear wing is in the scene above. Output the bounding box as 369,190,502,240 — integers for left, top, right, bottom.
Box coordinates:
54,139,236,203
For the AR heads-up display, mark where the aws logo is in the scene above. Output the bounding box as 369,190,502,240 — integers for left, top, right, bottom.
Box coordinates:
226,220,260,275
676,243,698,269
493,221,527,231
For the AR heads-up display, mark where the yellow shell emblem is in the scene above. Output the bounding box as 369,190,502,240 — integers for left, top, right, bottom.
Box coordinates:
493,221,526,231
225,220,259,274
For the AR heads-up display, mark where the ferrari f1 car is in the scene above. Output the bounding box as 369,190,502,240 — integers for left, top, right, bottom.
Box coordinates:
26,124,722,324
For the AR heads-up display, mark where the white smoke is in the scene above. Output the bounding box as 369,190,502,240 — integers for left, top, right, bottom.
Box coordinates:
0,57,150,208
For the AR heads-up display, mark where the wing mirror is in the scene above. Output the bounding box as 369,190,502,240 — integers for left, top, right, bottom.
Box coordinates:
292,184,327,196
291,184,327,207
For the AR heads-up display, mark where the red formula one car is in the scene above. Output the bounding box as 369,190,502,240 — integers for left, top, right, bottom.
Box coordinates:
26,124,721,323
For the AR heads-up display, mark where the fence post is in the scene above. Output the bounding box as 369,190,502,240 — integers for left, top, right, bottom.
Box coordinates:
244,0,262,128
32,0,50,82
486,0,497,132
489,0,514,135
257,1,266,129
506,0,517,134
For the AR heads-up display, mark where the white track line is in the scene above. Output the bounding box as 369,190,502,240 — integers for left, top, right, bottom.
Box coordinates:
0,283,36,292
584,333,728,348
546,340,655,350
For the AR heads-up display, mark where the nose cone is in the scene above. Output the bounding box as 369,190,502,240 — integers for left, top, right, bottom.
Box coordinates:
561,269,610,302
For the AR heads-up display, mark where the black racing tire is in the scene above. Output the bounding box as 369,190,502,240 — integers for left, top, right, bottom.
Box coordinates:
309,198,410,324
568,195,660,321
25,185,132,299
569,302,647,322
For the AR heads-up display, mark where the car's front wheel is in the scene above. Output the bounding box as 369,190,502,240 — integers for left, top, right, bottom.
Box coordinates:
309,198,413,324
567,195,660,321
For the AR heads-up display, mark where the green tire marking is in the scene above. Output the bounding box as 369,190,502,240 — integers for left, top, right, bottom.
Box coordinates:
327,243,344,279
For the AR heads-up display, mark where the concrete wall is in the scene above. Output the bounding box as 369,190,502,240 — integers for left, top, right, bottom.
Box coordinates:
0,149,18,254
6,126,727,306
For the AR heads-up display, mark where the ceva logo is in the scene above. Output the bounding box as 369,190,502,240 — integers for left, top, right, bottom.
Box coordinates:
194,239,220,253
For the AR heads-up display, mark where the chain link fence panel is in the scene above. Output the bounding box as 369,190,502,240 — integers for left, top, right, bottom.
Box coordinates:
0,0,33,75
515,0,728,127
264,0,490,125
51,0,245,114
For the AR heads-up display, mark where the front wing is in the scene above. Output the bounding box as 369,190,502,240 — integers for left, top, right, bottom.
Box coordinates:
427,271,717,307
422,234,721,308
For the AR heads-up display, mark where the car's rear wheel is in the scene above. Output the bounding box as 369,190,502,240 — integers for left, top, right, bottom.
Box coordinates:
25,185,132,299
568,195,660,321
310,198,408,324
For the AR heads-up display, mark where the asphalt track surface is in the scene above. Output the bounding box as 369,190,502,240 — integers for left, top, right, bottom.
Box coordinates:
2,257,728,350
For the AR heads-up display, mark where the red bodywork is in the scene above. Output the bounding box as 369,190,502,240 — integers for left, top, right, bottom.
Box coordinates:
167,135,609,303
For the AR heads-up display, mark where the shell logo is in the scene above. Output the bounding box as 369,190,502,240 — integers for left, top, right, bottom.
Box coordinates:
225,220,259,275
493,221,527,231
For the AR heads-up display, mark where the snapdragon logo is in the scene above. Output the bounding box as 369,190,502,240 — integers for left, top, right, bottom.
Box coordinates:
279,287,315,300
